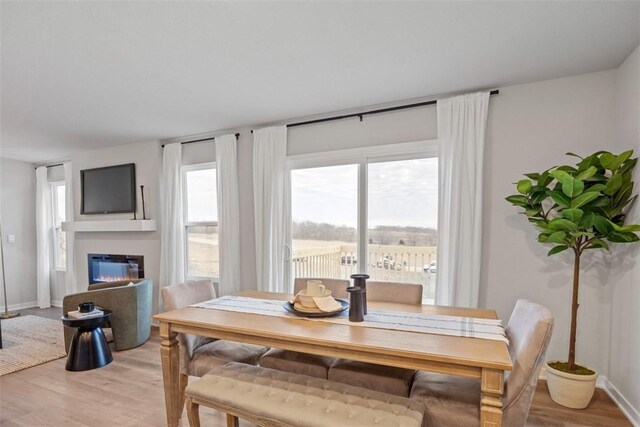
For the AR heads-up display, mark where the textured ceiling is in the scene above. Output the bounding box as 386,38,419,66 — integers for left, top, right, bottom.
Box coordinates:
1,1,638,162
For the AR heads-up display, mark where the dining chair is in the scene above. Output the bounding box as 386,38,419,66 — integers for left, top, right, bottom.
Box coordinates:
409,299,554,427
258,277,350,379
161,279,269,416
328,281,424,396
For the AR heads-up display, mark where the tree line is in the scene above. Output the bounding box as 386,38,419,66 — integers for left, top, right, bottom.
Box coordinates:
292,221,437,246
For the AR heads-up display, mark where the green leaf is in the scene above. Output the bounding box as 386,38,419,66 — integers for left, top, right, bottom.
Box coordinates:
550,190,571,208
619,158,637,176
600,152,616,169
539,171,554,187
593,215,615,235
576,166,597,181
578,155,601,172
506,195,529,207
562,208,584,223
604,174,623,196
587,239,610,251
579,212,596,228
613,182,633,206
566,152,583,159
608,232,640,243
585,183,606,193
552,169,571,184
619,224,640,232
548,245,569,256
570,191,599,209
517,179,533,194
549,218,579,232
524,172,540,180
562,178,584,198
538,233,550,243
547,231,567,244
617,150,634,167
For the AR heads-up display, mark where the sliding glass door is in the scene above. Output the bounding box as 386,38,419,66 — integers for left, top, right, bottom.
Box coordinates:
288,141,438,303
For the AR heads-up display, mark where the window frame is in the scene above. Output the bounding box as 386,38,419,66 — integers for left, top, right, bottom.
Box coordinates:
181,162,219,280
50,181,66,271
286,139,438,286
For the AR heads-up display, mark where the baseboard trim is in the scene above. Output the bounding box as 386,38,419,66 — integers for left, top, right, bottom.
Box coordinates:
2,300,38,312
599,376,640,427
540,367,639,426
51,300,63,308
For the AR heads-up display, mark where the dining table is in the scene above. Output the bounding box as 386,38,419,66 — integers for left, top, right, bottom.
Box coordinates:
153,290,512,427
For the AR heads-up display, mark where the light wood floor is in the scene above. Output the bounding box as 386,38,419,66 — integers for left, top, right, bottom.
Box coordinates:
0,308,632,426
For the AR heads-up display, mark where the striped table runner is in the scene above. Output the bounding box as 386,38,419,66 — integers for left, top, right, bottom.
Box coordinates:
192,296,508,344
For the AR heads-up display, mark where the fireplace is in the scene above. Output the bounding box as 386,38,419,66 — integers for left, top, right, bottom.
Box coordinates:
88,253,144,284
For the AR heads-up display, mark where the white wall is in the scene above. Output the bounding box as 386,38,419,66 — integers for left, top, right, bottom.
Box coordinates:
0,158,37,309
610,44,640,419
70,140,163,312
481,70,617,376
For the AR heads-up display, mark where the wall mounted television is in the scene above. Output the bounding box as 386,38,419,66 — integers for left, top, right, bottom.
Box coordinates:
81,163,136,214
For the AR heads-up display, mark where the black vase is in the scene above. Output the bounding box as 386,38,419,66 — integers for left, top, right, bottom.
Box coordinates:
346,286,365,322
350,274,369,315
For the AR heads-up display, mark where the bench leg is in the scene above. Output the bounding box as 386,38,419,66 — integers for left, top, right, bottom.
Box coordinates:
179,373,189,417
186,396,200,427
226,414,239,427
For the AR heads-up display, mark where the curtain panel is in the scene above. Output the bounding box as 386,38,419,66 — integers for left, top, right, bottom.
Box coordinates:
159,143,185,298
63,162,77,295
215,134,241,296
436,92,490,308
35,166,52,308
253,126,288,293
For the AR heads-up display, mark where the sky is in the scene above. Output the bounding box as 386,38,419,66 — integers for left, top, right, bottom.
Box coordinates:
291,158,438,229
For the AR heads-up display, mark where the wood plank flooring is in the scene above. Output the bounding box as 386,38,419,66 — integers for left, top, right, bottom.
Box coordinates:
0,308,632,426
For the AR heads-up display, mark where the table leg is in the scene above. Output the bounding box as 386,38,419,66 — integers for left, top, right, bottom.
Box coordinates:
480,368,504,427
160,321,180,427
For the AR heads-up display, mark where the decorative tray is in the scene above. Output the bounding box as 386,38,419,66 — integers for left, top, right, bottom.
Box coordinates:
283,299,349,318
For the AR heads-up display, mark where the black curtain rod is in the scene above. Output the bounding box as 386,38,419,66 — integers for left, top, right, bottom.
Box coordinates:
251,90,499,133
34,163,63,170
161,132,239,148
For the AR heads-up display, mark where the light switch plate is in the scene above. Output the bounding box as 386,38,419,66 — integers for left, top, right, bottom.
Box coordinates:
7,234,15,243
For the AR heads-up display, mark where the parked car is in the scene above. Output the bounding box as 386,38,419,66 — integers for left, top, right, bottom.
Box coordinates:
341,255,357,265
423,260,437,273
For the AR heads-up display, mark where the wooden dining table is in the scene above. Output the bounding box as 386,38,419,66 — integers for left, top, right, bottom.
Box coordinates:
153,291,512,427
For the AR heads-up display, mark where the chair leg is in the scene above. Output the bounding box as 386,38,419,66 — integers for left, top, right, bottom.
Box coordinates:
179,373,189,417
186,396,200,427
226,414,239,427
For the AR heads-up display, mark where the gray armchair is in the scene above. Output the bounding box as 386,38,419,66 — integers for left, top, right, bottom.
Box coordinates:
63,279,153,352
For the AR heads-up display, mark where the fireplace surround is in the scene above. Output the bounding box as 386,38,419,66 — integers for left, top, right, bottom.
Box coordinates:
87,253,144,284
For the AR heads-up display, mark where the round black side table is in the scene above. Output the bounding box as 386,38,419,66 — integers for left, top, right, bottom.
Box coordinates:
61,309,113,371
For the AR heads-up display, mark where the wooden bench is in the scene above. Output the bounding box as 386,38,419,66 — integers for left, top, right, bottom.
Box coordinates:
185,362,426,427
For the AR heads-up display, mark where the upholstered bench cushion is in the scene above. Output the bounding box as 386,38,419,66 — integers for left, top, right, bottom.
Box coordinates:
186,362,426,427
329,359,417,397
410,371,480,427
189,341,268,377
259,348,335,379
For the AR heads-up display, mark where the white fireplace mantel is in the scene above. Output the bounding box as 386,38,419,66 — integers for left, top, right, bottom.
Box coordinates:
61,219,157,232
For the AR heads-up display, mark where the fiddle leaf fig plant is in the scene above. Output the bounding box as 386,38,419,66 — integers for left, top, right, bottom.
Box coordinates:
506,150,640,373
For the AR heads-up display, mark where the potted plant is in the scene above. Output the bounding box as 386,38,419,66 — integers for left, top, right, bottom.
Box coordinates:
506,150,640,409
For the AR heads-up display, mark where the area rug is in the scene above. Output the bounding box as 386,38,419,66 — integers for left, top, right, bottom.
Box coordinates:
0,315,66,376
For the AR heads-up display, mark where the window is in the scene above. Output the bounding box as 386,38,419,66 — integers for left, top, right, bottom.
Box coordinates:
183,163,219,279
288,141,438,303
51,181,66,270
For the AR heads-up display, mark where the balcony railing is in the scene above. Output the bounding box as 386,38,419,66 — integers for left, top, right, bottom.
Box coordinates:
291,243,437,303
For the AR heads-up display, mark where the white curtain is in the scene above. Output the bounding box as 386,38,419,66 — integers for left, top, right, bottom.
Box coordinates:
215,134,241,296
63,162,77,295
159,143,185,293
435,92,490,308
36,166,52,308
253,126,288,292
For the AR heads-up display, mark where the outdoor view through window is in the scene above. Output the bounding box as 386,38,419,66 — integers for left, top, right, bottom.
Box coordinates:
184,166,219,278
291,157,438,303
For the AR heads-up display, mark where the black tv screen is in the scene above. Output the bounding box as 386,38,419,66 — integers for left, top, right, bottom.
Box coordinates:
81,163,136,214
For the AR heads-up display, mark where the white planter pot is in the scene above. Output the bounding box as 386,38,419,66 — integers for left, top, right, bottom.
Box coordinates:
546,360,598,409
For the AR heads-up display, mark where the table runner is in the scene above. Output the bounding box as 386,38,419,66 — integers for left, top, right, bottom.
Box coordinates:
192,296,508,343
